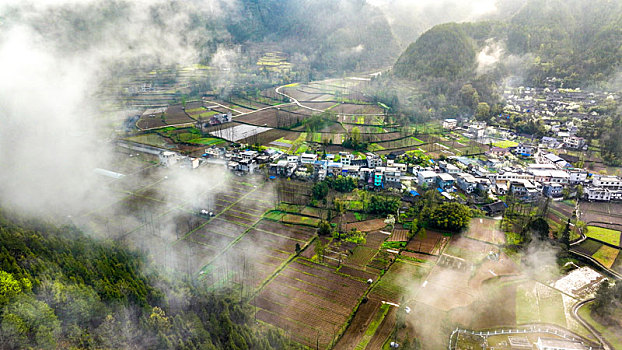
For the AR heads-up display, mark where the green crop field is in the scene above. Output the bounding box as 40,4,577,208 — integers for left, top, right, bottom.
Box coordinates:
592,245,620,268
492,140,518,148
586,226,621,246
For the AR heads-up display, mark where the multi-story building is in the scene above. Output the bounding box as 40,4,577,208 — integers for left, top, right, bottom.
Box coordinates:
457,173,477,193
563,136,586,149
366,153,383,168
300,153,318,164
417,170,437,187
509,179,539,200
442,118,457,129
436,173,455,191
592,175,622,190
569,169,588,184
543,183,564,197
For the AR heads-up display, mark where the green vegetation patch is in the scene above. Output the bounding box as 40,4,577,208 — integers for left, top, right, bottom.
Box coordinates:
592,245,620,268
492,140,519,149
282,214,320,227
264,210,286,221
125,134,169,148
198,110,219,119
578,303,622,349
381,241,407,250
538,289,567,327
186,107,207,114
187,137,225,145
368,143,385,152
354,303,390,350
586,226,621,246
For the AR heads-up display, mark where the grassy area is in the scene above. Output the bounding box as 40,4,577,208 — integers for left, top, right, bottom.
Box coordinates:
539,290,567,327
516,283,539,324
368,143,385,152
492,140,519,149
198,110,219,119
372,261,427,300
577,303,622,349
264,210,285,221
586,226,621,246
277,203,303,214
381,241,407,250
282,214,320,227
125,134,169,148
354,304,390,350
187,137,225,146
354,212,368,221
592,245,620,268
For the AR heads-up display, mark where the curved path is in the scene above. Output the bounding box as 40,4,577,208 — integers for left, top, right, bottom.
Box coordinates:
571,298,613,350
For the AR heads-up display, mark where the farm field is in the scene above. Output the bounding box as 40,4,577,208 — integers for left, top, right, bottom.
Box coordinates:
210,123,272,142
444,236,496,263
405,229,447,255
251,258,369,349
492,140,519,148
580,201,622,227
371,260,429,303
586,226,621,246
591,245,619,268
346,219,386,232
332,298,383,350
466,218,505,245
572,238,604,256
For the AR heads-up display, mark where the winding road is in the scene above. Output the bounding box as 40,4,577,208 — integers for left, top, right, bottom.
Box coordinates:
571,298,613,350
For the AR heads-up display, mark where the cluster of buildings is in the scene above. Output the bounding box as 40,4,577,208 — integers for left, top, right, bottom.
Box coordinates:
268,151,408,189
502,80,616,130
192,131,622,206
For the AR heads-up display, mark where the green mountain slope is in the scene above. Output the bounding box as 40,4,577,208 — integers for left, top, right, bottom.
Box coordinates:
0,211,298,349
393,0,622,87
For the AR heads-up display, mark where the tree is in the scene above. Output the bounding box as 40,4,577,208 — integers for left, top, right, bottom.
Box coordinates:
1,295,61,349
333,199,347,234
314,240,326,263
459,83,479,110
526,217,550,240
318,221,332,236
368,195,400,216
560,218,571,249
0,271,29,306
295,243,301,254
475,102,491,121
312,181,329,200
427,202,472,232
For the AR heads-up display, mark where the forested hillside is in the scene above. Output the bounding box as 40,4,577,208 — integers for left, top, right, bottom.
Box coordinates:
227,0,399,73
394,0,622,88
0,211,297,349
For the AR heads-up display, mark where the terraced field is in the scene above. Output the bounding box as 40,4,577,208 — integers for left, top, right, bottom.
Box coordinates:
251,258,369,349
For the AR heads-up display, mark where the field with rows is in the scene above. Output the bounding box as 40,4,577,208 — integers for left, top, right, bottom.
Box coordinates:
251,258,369,349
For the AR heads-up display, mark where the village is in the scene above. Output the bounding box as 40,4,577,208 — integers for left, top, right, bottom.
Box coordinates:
101,74,622,350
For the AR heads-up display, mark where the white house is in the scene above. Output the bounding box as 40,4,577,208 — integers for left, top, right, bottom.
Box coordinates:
159,151,179,167
300,153,318,164
457,173,477,193
442,118,457,129
592,175,622,190
563,136,586,149
366,153,383,168
569,169,588,184
417,170,437,187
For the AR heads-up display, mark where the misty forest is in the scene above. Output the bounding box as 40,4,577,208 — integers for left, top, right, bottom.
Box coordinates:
1,0,622,349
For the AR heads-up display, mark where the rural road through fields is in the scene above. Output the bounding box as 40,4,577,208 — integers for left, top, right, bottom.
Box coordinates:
275,84,325,113
572,298,612,350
